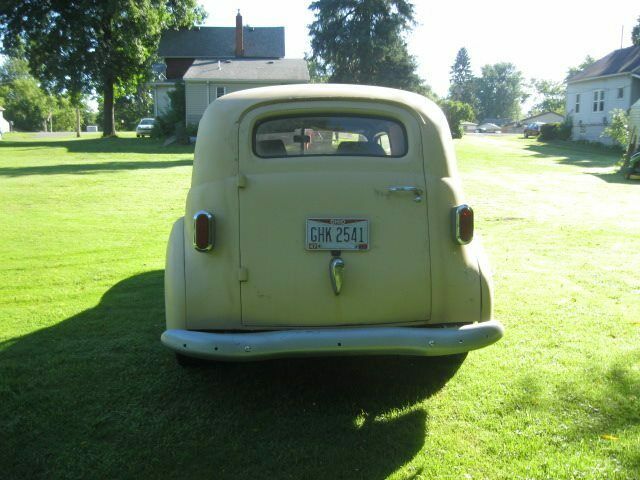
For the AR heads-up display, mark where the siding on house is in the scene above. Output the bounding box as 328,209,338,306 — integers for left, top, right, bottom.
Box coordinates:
152,84,175,117
565,75,636,144
630,99,640,148
521,112,564,124
185,81,289,125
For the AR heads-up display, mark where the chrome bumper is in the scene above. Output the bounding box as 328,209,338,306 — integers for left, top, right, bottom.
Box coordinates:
161,320,504,361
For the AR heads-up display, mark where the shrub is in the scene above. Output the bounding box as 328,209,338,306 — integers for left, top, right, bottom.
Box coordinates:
151,82,186,139
539,122,559,141
557,117,572,140
602,109,630,148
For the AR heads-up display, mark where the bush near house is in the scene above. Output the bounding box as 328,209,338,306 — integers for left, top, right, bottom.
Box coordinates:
538,119,572,141
151,82,197,143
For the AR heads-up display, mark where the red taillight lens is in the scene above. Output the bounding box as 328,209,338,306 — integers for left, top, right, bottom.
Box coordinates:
193,210,215,251
453,204,474,245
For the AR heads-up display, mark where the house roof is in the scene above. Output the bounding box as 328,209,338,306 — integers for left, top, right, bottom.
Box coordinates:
183,58,310,82
568,45,640,83
158,27,285,59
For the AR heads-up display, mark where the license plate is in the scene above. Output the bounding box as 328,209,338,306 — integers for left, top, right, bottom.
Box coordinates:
306,218,369,251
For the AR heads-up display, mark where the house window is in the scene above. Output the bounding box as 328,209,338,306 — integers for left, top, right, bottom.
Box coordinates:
592,90,604,112
216,87,226,98
575,94,580,113
617,87,624,99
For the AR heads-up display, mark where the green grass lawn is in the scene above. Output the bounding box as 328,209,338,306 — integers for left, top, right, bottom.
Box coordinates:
1,132,638,479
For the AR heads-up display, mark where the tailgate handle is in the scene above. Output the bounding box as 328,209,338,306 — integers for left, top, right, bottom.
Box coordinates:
387,186,423,202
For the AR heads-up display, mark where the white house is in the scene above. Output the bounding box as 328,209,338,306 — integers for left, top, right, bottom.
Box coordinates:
0,106,10,135
565,45,640,144
150,12,309,126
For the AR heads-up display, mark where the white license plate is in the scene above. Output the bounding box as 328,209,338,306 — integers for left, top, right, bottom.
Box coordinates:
305,218,369,251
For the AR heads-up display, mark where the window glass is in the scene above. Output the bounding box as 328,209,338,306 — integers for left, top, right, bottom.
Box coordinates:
575,94,580,113
216,87,226,98
254,115,407,158
617,87,624,99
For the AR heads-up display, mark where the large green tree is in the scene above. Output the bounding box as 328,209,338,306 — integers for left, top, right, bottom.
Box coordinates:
632,16,640,45
0,0,205,137
475,62,526,121
528,79,565,116
308,0,429,94
448,47,477,112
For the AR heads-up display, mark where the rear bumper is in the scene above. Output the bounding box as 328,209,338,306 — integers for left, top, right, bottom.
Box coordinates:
161,320,504,361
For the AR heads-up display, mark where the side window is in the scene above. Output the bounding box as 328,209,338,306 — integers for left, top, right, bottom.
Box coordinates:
617,87,624,99
593,90,605,112
575,94,580,113
253,115,407,158
216,87,226,98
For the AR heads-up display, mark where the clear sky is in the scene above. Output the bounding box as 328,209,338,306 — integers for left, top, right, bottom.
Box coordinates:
200,0,639,97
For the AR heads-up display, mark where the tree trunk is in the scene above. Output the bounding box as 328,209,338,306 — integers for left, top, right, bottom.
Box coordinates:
103,77,116,137
75,107,81,138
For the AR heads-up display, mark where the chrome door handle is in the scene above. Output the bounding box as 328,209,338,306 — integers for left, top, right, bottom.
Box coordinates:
387,186,423,202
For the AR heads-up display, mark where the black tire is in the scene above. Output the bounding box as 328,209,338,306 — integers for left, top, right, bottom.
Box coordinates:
175,352,207,367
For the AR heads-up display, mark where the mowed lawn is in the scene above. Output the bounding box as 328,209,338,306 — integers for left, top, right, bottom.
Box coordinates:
0,132,638,479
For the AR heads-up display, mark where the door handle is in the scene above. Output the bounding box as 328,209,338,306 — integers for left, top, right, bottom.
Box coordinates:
387,186,423,202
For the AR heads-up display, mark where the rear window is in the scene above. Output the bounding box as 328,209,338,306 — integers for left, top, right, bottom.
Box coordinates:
254,115,407,158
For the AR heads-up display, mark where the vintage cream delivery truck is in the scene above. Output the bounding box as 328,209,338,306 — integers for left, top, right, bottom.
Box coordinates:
161,84,504,364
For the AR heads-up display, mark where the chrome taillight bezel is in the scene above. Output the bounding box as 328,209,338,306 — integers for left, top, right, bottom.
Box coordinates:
193,210,215,251
453,204,474,245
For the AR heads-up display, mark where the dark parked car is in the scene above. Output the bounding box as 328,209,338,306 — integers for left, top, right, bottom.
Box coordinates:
523,122,545,138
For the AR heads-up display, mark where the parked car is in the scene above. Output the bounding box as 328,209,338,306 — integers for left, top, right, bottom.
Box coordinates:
135,118,155,137
523,122,545,138
162,84,504,364
475,123,501,134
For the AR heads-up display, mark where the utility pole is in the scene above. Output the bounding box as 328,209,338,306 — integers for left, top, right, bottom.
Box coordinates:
621,26,624,49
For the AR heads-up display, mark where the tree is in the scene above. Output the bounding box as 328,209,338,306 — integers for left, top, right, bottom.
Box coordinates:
439,99,474,139
528,79,565,116
96,86,153,131
475,63,526,121
448,47,477,112
0,55,52,130
633,16,640,46
0,1,205,137
308,0,428,94
566,55,596,81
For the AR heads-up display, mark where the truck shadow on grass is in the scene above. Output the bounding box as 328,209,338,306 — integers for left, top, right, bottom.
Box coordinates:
0,271,463,479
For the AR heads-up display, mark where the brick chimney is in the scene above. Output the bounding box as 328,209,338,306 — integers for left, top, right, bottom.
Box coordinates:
235,10,244,57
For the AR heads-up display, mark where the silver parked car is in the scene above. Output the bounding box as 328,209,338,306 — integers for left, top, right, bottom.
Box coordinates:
135,118,155,137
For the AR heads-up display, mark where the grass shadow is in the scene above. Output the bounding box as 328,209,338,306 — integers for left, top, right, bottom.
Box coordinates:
522,141,633,185
0,159,193,177
524,141,620,168
0,271,463,479
0,136,194,155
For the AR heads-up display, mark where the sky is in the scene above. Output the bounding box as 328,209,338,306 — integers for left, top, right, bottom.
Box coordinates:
199,0,639,98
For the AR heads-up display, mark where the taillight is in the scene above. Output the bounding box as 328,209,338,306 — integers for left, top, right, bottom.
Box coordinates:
453,204,474,245
193,210,215,251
